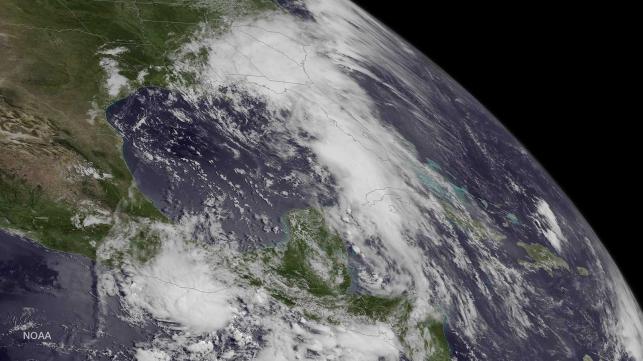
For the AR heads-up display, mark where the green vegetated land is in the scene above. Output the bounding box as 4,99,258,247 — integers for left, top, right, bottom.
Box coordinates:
0,0,274,258
241,208,451,361
517,241,569,275
0,169,109,258
2,3,450,357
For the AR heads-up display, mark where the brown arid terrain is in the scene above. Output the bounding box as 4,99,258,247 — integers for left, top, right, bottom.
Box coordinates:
0,0,273,258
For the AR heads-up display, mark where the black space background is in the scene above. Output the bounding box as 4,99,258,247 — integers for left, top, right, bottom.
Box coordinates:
350,2,640,301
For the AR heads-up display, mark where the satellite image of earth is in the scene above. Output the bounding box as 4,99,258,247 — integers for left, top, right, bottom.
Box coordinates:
1,0,642,360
